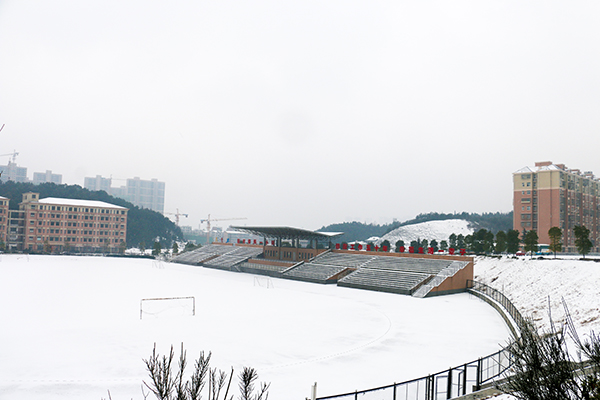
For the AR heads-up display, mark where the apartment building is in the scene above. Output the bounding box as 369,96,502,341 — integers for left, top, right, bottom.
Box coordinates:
33,170,63,185
17,192,128,253
83,176,165,213
513,161,599,253
0,196,8,246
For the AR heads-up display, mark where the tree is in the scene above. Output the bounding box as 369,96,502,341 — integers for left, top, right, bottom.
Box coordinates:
430,239,439,252
421,239,428,250
119,240,127,254
483,230,495,254
507,229,521,253
456,234,465,250
395,240,405,252
440,240,448,252
449,233,457,250
547,227,562,258
140,241,146,255
495,231,507,254
142,344,269,400
574,225,593,258
153,241,162,257
380,239,390,251
172,242,179,255
464,234,473,252
502,306,600,400
523,230,539,257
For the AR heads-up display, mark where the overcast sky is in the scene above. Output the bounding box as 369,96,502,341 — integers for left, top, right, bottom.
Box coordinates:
1,1,599,231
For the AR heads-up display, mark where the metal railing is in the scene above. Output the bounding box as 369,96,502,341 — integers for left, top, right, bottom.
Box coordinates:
467,280,525,330
316,281,520,400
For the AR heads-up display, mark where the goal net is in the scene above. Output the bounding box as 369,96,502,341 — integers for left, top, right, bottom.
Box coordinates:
253,276,274,289
140,296,196,319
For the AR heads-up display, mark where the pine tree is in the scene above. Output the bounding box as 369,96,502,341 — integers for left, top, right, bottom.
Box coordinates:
495,230,507,254
506,229,520,253
523,230,539,257
547,227,562,258
574,225,592,258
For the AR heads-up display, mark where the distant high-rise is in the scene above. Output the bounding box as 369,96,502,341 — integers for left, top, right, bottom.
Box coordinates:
125,177,165,213
84,175,112,193
33,170,62,185
513,161,599,253
83,175,165,213
0,162,28,183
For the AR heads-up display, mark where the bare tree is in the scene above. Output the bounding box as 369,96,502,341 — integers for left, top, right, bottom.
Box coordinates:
141,344,268,400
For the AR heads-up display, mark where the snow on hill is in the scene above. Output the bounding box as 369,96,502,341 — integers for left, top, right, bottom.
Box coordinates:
376,219,476,245
475,256,600,335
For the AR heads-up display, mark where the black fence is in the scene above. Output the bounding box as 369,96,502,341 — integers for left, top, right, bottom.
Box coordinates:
316,281,520,400
466,279,525,330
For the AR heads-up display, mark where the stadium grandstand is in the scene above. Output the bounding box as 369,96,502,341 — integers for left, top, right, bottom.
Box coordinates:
171,226,473,298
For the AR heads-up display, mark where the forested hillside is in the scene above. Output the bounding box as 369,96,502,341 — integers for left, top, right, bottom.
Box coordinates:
318,212,512,243
0,181,182,248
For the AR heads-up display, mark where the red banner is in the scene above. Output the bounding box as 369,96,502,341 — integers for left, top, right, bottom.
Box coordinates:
399,246,405,253
409,246,414,253
449,248,455,255
418,247,424,254
382,245,388,252
460,248,466,255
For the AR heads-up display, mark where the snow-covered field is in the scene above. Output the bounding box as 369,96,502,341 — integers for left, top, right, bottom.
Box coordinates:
0,255,510,400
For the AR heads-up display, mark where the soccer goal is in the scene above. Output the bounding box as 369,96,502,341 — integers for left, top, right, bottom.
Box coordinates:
140,296,196,319
253,276,274,289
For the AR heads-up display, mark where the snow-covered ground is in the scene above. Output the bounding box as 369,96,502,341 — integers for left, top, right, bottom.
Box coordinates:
377,219,476,246
475,255,600,334
0,255,510,400
475,255,600,400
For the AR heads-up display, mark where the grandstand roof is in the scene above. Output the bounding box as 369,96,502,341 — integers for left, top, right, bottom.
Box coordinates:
230,226,343,241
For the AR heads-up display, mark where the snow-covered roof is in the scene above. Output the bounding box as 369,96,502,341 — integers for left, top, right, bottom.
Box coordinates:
514,164,563,174
37,197,127,210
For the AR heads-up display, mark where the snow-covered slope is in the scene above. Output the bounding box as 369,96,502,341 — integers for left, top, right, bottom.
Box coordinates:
377,219,476,245
475,256,600,335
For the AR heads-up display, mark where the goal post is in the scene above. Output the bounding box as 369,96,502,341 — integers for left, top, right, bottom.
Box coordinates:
140,296,196,319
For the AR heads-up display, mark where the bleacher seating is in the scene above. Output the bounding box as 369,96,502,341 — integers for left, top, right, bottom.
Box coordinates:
282,263,350,284
172,245,264,269
172,245,469,297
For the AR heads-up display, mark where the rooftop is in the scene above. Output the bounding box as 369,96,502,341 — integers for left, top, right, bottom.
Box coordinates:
37,197,127,210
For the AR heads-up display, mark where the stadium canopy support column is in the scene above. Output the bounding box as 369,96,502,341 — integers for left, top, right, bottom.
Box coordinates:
278,237,282,260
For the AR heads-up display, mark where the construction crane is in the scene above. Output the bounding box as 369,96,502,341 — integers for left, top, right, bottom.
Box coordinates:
0,150,19,164
164,209,189,226
200,214,247,244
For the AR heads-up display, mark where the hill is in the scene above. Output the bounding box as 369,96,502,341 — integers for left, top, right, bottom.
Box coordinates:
0,181,183,248
375,219,476,246
318,211,512,243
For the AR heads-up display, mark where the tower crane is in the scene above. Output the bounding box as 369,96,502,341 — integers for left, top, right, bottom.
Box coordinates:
200,214,247,244
163,209,189,226
0,150,19,164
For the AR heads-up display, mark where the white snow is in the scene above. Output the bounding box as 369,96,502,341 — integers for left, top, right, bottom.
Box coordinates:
3,254,595,400
475,255,600,335
377,219,476,246
0,254,509,400
474,255,600,400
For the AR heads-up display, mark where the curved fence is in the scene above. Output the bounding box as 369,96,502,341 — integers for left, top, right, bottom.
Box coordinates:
316,281,521,400
466,280,525,331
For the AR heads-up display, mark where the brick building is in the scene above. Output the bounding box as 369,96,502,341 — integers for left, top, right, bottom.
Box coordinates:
513,161,599,253
0,196,8,246
17,192,128,253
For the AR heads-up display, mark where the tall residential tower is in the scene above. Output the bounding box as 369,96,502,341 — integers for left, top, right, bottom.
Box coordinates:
513,161,599,253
